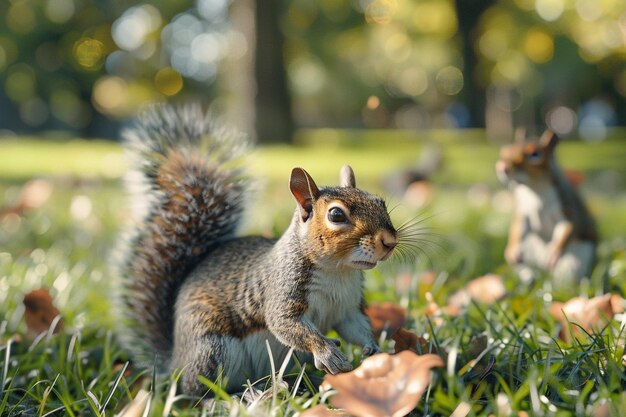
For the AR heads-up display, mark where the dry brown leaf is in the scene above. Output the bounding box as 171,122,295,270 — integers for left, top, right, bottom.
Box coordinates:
461,334,495,379
1,179,53,218
23,288,63,338
392,328,448,364
391,328,429,354
448,274,506,311
365,302,406,339
115,389,151,417
610,294,625,314
322,351,444,417
550,294,616,342
299,405,351,417
19,179,53,210
591,401,610,417
465,334,488,360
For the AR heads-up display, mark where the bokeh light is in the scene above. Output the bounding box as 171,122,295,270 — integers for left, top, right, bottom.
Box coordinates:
435,66,464,96
6,1,36,34
0,0,623,134
546,106,577,136
154,67,184,97
523,27,554,63
535,0,565,22
73,38,105,70
112,5,161,53
44,0,75,24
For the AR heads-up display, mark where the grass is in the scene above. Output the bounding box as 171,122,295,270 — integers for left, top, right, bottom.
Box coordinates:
1,129,626,416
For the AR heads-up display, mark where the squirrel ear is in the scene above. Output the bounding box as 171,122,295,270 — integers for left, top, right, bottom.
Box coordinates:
339,165,356,188
290,167,320,222
539,130,558,152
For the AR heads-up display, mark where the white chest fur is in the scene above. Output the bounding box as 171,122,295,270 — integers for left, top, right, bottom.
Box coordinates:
514,183,565,236
305,269,363,333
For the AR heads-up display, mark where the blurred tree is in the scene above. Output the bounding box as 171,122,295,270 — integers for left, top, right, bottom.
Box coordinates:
0,0,624,138
0,0,192,137
454,0,495,128
255,0,294,142
474,0,626,138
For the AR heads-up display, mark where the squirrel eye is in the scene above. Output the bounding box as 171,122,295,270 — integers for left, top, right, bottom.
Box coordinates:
526,149,541,162
328,207,347,223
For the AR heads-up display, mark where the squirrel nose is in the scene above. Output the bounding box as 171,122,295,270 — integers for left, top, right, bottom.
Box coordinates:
382,239,397,250
377,230,398,260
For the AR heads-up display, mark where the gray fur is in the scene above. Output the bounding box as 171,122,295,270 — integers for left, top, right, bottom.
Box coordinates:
117,104,396,395
117,103,250,369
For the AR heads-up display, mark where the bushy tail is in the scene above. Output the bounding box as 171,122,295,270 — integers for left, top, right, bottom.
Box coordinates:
117,103,249,367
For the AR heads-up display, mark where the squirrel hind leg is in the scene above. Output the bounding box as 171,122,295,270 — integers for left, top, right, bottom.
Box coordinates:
552,241,596,292
173,333,238,396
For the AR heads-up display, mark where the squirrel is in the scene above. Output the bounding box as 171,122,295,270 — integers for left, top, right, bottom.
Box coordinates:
116,104,400,396
495,129,597,293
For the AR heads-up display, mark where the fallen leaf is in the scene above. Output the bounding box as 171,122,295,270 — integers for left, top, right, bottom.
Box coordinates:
115,389,151,417
610,294,625,314
391,328,429,354
23,288,63,338
465,334,488,360
1,179,54,218
18,179,53,210
550,294,615,341
392,328,448,364
299,405,351,417
365,302,406,339
450,401,472,417
591,401,610,417
461,334,495,379
448,274,506,311
322,351,444,417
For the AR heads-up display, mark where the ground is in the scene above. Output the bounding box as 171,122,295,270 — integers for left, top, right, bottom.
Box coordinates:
1,129,625,416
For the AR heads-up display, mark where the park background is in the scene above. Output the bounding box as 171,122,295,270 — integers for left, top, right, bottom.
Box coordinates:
0,0,625,140
1,1,626,416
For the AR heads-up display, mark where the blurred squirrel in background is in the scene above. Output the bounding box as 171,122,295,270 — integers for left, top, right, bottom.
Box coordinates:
496,129,597,293
116,104,404,396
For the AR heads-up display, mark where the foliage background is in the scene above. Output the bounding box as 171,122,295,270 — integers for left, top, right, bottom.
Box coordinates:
0,0,625,140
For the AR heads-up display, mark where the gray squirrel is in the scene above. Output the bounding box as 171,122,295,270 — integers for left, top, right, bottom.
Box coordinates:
117,104,403,396
495,129,597,292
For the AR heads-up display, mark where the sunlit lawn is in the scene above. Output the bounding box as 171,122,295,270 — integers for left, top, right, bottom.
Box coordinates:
1,129,626,416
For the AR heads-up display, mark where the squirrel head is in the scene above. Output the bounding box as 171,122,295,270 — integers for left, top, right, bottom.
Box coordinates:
289,165,398,271
496,129,558,187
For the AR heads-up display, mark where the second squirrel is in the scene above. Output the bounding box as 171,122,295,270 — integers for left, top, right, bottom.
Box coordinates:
117,104,400,395
496,129,597,293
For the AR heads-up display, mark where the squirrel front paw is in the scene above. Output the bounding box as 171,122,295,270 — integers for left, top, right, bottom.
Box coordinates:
505,245,522,265
323,336,342,347
314,344,353,374
361,342,381,357
546,245,562,270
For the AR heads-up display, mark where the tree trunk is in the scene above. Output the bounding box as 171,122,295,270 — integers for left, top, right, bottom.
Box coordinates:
454,0,494,128
254,0,294,143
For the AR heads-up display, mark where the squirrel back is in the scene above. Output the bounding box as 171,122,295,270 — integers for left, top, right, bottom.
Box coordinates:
117,103,250,366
